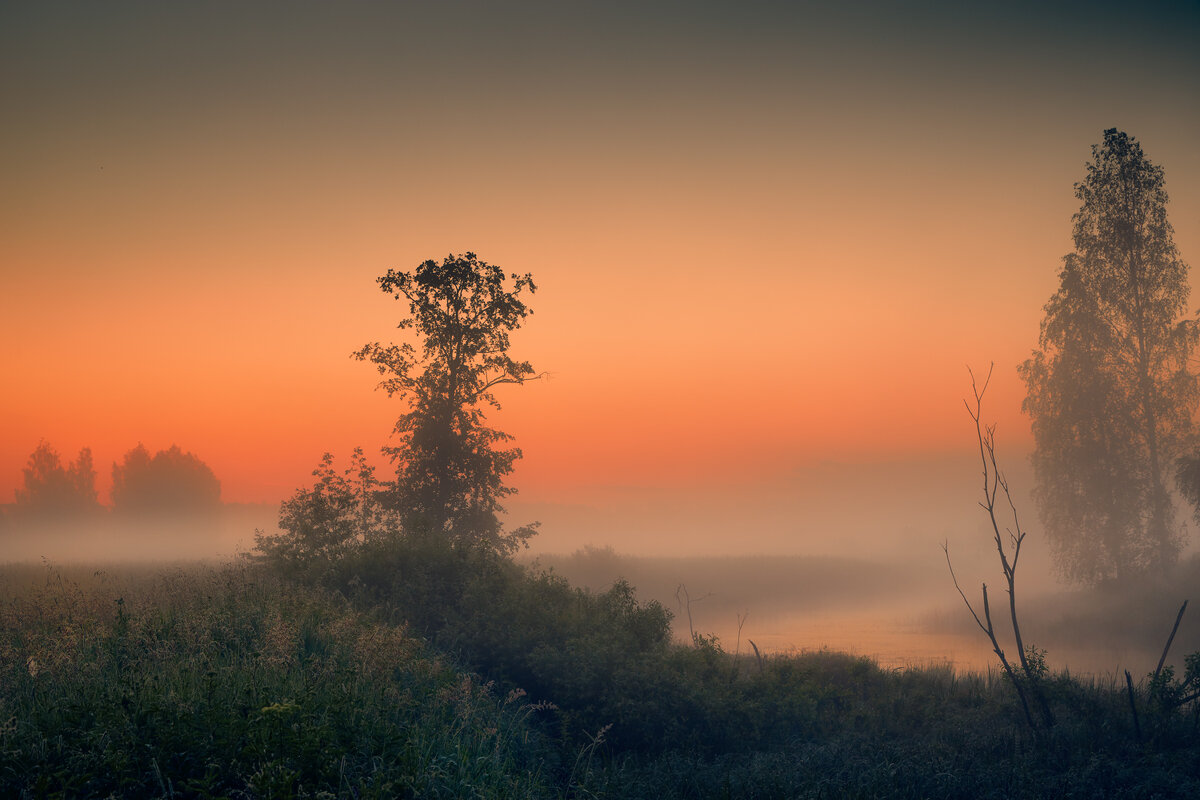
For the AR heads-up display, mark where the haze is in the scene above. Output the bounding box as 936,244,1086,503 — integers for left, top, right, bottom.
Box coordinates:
3,2,1199,671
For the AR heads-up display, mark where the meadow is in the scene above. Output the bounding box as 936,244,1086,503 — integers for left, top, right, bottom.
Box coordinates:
2,544,1198,798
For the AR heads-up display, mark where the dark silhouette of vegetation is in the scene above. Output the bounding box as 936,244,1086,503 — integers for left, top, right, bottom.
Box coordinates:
259,253,539,585
353,251,540,555
0,563,554,797
333,538,681,753
6,560,1200,799
1147,601,1200,713
110,443,221,512
13,440,100,516
947,366,1200,750
1020,129,1198,584
243,246,1200,795
255,448,396,580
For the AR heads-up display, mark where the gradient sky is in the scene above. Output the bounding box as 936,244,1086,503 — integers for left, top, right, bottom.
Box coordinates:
3,2,1199,555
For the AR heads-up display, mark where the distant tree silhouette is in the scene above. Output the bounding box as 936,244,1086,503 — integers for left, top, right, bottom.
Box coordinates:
111,444,221,512
1020,129,1198,584
14,441,100,515
353,252,540,554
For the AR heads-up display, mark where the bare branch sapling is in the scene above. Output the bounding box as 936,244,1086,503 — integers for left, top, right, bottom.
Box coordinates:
945,364,1054,730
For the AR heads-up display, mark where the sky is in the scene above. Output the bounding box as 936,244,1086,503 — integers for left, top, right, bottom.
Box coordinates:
3,1,1199,558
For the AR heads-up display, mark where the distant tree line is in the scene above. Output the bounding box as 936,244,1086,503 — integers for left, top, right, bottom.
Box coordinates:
6,441,221,518
111,444,221,511
14,442,100,515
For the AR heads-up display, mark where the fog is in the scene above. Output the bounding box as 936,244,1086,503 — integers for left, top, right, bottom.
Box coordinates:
7,448,1195,678
510,451,1200,676
0,504,276,564
530,545,1200,677
3,0,1198,698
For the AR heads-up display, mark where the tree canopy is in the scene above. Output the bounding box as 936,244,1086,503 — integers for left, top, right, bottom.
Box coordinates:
110,444,221,512
14,441,100,516
1020,129,1197,583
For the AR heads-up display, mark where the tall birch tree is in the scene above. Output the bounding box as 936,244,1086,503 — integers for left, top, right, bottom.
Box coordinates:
1020,129,1197,584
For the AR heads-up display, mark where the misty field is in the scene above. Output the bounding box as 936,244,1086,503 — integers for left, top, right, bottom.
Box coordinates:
535,547,1200,676
2,552,1198,798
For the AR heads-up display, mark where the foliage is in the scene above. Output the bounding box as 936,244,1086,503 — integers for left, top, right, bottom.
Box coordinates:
1148,652,1200,712
354,252,539,554
110,443,221,512
255,448,398,581
322,533,1200,789
1174,451,1200,526
7,558,1200,798
13,440,100,516
0,562,553,798
1020,129,1198,584
255,252,539,589
330,534,685,751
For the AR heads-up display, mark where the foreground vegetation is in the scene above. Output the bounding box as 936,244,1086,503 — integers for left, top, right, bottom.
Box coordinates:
2,550,1198,798
0,561,554,798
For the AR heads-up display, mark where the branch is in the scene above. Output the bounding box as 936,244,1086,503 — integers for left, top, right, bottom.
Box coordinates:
942,541,989,635
952,364,1048,730
1154,600,1188,680
478,370,548,395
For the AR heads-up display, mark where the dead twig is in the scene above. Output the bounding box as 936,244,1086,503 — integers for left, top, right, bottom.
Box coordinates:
675,583,713,646
944,542,1036,731
1154,600,1188,680
734,611,748,660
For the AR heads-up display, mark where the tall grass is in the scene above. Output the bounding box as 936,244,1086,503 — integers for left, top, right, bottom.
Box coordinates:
2,553,1197,798
0,560,553,798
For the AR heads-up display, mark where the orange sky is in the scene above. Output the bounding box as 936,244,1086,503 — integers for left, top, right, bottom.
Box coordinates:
3,3,1199,556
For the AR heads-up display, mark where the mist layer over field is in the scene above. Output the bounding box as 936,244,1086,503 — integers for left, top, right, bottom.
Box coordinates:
533,547,1200,677
0,504,275,563
5,453,1196,680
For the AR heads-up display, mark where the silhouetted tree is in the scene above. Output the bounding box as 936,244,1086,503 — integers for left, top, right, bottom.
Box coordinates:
110,444,221,512
354,252,540,554
1020,129,1197,584
14,441,100,515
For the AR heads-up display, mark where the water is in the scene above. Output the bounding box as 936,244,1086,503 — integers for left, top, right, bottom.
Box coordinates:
700,606,1159,677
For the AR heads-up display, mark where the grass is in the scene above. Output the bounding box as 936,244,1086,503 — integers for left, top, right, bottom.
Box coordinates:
0,561,554,798
1,554,1198,798
584,657,1200,799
